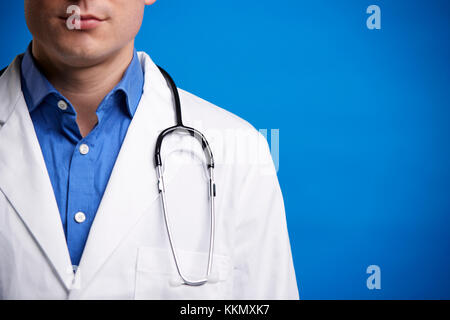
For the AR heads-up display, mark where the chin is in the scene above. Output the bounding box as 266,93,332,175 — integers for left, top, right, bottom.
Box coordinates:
54,39,110,67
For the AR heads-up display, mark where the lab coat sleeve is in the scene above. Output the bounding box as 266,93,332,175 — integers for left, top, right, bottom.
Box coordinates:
232,131,299,299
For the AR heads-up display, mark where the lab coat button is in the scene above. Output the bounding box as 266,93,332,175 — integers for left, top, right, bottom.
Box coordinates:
57,100,68,110
79,144,90,155
74,212,86,223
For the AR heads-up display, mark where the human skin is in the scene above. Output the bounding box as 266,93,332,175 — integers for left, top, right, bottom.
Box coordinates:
23,0,156,137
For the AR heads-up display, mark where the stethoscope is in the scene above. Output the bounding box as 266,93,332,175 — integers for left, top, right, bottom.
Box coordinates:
155,66,216,287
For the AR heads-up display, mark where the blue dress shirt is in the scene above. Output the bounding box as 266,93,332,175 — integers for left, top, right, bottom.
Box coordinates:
20,45,144,266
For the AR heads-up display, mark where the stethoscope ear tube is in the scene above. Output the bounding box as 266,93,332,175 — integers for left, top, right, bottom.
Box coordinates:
155,66,216,286
154,125,215,169
156,163,216,286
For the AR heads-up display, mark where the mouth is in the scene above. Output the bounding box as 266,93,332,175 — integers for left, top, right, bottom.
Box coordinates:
60,14,106,31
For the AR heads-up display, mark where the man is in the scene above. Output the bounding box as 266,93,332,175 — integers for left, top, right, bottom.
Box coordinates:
0,0,298,299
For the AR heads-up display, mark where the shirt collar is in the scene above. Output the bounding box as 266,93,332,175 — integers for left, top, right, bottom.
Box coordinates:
20,43,144,118
21,44,59,113
114,49,144,118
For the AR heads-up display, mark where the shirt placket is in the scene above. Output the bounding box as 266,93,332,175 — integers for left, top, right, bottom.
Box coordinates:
57,95,98,267
66,136,96,266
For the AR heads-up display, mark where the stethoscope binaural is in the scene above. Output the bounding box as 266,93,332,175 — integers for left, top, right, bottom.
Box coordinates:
155,66,216,287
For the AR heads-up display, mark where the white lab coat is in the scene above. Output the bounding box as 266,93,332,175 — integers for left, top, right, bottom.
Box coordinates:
0,52,298,300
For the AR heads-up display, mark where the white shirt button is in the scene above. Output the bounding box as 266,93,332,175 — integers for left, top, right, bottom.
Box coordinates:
79,144,89,155
57,100,68,111
74,212,86,224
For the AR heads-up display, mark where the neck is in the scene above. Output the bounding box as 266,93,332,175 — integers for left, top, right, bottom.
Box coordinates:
31,40,135,137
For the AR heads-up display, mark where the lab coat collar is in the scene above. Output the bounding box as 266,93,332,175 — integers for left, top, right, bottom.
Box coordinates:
0,55,74,291
0,51,177,296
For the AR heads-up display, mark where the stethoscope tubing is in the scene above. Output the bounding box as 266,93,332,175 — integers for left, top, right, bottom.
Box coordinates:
155,66,216,286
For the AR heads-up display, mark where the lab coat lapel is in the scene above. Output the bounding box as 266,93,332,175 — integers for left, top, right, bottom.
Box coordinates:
70,52,177,296
0,56,74,291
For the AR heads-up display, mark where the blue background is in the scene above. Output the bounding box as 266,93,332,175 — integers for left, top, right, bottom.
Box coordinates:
1,1,449,299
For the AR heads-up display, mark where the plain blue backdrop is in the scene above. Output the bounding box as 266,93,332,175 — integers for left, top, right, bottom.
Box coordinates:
1,1,449,299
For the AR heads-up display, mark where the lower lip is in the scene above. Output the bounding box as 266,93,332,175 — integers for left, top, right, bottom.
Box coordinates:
79,18,103,30
63,17,104,30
